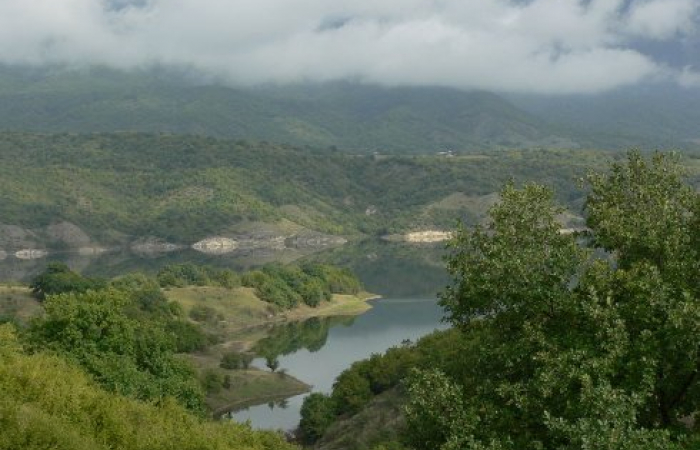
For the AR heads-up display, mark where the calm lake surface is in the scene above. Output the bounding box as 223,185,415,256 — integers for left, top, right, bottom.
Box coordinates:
229,297,448,431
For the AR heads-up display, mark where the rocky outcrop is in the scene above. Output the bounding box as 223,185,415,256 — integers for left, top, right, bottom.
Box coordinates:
0,220,346,259
404,231,453,243
130,238,183,255
286,233,347,249
0,221,102,254
15,249,49,260
192,237,239,255
192,231,346,255
236,234,286,251
77,247,110,256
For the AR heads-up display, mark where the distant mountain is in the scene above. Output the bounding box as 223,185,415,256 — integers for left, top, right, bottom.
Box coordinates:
0,66,574,153
1,65,698,152
507,85,700,149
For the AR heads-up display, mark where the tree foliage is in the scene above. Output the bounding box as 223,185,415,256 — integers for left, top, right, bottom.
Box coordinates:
241,263,362,310
30,262,106,300
404,152,700,449
299,393,337,444
6,132,688,243
27,288,206,413
157,263,240,289
0,324,297,450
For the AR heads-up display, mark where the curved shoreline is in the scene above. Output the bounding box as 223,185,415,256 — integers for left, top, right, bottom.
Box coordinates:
167,288,379,416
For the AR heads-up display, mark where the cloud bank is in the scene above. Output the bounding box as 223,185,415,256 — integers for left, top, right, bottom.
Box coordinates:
0,0,698,94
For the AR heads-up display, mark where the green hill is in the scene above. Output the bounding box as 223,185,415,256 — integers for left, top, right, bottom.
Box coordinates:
0,132,697,248
0,66,573,153
508,85,700,150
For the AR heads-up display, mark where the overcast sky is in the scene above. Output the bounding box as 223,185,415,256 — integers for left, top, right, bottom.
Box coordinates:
0,0,698,94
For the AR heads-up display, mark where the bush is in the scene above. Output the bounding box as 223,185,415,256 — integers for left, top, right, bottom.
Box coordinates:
158,264,241,289
220,351,253,370
331,369,373,416
30,262,107,300
0,324,298,450
165,320,209,353
27,289,205,412
202,369,224,394
241,263,362,310
299,393,336,443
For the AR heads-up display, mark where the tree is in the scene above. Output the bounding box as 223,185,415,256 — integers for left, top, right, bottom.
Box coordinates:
30,262,106,300
265,356,280,373
220,351,253,370
406,152,699,450
299,393,336,444
28,288,205,412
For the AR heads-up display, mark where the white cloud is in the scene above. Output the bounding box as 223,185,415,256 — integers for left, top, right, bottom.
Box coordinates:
625,0,697,40
0,0,697,94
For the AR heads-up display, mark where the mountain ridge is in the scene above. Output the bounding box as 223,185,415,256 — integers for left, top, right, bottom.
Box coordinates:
0,66,577,152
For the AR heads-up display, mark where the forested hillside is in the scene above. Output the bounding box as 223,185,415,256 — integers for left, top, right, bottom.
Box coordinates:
4,132,692,247
0,66,578,152
3,66,698,153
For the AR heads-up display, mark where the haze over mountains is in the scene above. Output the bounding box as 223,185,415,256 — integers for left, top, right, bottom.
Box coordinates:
1,65,699,153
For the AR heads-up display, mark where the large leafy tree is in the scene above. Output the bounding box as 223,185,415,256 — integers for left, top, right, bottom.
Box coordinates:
27,288,205,412
406,152,700,449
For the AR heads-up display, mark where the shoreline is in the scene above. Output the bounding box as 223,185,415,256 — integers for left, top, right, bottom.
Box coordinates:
167,288,379,415
212,384,311,419
0,283,379,418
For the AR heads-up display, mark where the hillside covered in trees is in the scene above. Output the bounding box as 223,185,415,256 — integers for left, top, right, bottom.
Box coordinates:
0,66,581,153
1,132,698,248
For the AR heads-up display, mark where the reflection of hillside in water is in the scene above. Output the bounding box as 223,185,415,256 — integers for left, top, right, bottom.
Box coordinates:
253,316,356,360
0,240,450,300
0,245,332,282
300,240,450,298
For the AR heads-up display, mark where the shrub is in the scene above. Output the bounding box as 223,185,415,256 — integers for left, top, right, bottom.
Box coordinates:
220,351,253,370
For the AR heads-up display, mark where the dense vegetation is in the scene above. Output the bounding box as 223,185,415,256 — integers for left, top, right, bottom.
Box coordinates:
242,263,362,310
0,324,297,450
154,261,362,311
157,263,241,288
19,259,360,415
3,66,699,153
4,132,697,246
27,263,210,412
0,66,583,152
1,258,368,448
304,152,700,449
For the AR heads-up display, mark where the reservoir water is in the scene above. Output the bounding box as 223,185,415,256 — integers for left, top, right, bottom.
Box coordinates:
228,297,448,431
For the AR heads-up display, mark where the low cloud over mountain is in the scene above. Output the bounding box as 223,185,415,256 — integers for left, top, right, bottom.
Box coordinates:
0,0,698,94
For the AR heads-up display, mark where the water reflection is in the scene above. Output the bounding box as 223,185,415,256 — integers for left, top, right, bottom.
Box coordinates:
0,240,450,299
301,240,449,298
231,297,448,431
252,316,356,361
0,246,329,283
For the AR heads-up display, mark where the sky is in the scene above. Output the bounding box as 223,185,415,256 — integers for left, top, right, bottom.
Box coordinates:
0,0,698,94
